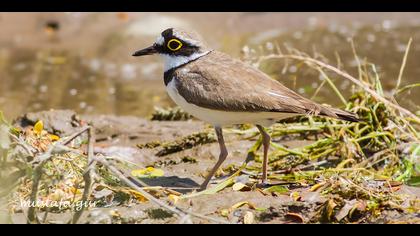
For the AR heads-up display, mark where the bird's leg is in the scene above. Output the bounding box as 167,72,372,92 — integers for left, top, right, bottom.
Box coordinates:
200,126,228,190
256,125,271,185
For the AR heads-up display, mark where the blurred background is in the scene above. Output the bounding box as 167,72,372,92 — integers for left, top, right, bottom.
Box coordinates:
0,12,419,120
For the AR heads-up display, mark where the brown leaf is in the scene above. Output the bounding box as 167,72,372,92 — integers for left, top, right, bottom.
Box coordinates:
335,199,357,221
285,212,305,223
243,211,255,224
232,182,251,192
326,199,337,221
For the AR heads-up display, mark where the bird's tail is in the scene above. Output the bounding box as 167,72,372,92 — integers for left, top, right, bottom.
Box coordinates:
320,106,361,122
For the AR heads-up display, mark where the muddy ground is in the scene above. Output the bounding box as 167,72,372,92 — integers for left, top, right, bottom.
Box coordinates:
7,110,420,224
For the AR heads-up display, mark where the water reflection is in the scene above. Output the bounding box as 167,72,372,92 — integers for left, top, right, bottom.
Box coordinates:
0,13,419,120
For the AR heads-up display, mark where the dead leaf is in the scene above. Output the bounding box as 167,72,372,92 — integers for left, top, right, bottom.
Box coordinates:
131,167,164,178
335,199,357,221
326,199,337,221
125,189,148,202
243,211,254,224
349,200,367,219
309,181,326,192
232,182,251,191
263,185,289,195
388,180,403,187
164,188,182,196
219,209,230,217
285,212,305,223
49,134,60,141
93,188,113,199
168,194,180,204
70,187,83,195
290,191,302,201
231,201,256,210
33,120,44,135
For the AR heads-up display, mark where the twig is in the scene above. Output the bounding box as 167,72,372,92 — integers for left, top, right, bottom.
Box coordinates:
27,146,55,223
94,157,185,217
93,156,230,224
93,157,227,224
23,124,227,224
62,126,90,146
71,126,96,224
9,133,36,156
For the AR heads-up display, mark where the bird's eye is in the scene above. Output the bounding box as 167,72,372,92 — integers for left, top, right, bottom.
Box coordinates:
167,39,183,51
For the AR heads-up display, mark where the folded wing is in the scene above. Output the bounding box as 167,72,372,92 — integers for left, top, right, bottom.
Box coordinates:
173,51,359,122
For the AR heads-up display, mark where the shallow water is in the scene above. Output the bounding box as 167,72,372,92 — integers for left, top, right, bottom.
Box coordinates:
0,12,419,120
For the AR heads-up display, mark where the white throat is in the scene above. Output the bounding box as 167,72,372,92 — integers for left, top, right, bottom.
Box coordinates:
161,51,211,72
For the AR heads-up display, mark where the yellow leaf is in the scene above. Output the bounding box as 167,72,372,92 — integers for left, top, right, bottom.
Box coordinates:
131,167,164,178
168,194,180,204
290,191,302,201
150,168,164,177
220,209,230,217
231,201,256,210
49,134,60,141
33,120,44,134
231,201,249,210
243,211,254,224
310,182,326,192
131,169,147,176
127,189,148,202
70,187,82,195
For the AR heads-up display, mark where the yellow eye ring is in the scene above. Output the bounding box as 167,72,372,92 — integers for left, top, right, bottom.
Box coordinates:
167,39,183,51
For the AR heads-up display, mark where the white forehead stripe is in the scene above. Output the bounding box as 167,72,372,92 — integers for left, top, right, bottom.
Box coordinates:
156,35,164,46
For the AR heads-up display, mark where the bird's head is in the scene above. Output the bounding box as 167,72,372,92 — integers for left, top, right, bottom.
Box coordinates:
132,28,211,71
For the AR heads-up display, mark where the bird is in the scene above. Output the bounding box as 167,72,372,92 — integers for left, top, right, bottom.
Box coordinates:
132,28,360,190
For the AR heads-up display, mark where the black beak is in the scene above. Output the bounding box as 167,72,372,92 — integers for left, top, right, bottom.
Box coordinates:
132,45,158,57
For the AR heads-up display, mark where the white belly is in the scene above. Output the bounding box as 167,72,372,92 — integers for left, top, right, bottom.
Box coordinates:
166,80,295,127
